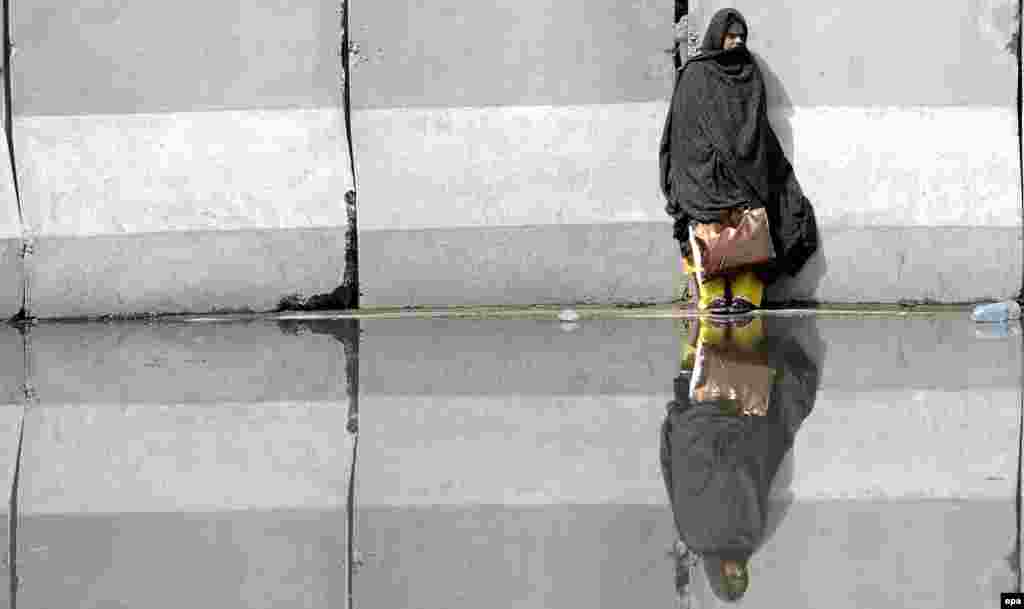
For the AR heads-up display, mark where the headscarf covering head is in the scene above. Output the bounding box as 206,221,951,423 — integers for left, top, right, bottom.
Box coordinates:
701,8,749,53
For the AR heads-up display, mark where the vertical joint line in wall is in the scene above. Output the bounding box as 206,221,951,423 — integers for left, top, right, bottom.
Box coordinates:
340,0,359,308
2,0,27,324
2,0,18,215
1017,0,1023,303
341,0,356,192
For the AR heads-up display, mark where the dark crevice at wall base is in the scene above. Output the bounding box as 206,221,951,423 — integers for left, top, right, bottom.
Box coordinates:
276,191,360,312
271,0,362,315
341,190,359,308
4,308,28,328
276,284,358,312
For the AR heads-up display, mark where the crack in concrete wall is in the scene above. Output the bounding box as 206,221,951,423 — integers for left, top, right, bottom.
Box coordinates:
3,0,27,325
1017,0,1024,303
2,0,17,222
278,0,360,313
277,190,360,311
339,0,360,310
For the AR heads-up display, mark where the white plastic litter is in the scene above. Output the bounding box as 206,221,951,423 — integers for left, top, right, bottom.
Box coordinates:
558,309,580,323
971,300,1021,323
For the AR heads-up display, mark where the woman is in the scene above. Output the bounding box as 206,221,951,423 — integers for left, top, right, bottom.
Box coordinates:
660,8,818,315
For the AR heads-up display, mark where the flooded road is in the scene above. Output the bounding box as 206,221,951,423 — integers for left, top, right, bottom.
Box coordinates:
0,312,1018,608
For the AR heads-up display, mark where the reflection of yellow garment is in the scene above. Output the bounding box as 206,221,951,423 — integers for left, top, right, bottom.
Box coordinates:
692,317,773,416
698,317,763,349
728,317,764,350
698,321,728,346
682,256,764,309
680,318,765,370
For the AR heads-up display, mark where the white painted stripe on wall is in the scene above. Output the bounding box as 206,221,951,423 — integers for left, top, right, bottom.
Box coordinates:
354,103,1020,231
14,109,353,238
13,104,1018,240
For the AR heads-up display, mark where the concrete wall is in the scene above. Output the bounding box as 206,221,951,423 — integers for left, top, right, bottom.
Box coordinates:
0,0,1018,315
8,1,354,318
353,0,1023,306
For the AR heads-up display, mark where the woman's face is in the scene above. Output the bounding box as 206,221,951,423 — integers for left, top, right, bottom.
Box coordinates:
722,30,745,50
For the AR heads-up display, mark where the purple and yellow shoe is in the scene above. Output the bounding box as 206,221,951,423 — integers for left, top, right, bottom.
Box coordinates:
729,297,757,315
702,297,732,316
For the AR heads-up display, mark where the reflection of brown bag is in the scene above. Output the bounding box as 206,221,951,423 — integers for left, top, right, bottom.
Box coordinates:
691,343,775,416
690,207,775,280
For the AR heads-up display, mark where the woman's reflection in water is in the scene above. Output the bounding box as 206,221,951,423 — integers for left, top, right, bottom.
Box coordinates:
660,315,823,605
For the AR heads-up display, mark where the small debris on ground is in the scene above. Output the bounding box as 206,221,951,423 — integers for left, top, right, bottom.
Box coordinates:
558,309,580,322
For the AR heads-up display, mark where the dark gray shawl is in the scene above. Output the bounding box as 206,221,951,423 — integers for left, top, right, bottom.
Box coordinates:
659,8,818,278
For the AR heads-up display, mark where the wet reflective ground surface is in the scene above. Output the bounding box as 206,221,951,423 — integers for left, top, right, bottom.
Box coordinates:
0,311,1019,608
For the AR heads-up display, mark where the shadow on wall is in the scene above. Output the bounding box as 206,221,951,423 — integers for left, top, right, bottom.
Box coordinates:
757,53,794,161
754,52,828,305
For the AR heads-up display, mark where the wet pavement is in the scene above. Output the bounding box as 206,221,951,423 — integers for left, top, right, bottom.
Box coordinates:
0,310,1019,608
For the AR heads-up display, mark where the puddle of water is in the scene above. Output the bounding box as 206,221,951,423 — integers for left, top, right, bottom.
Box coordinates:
0,313,1019,608
355,501,1013,609
16,510,346,609
345,314,1021,608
